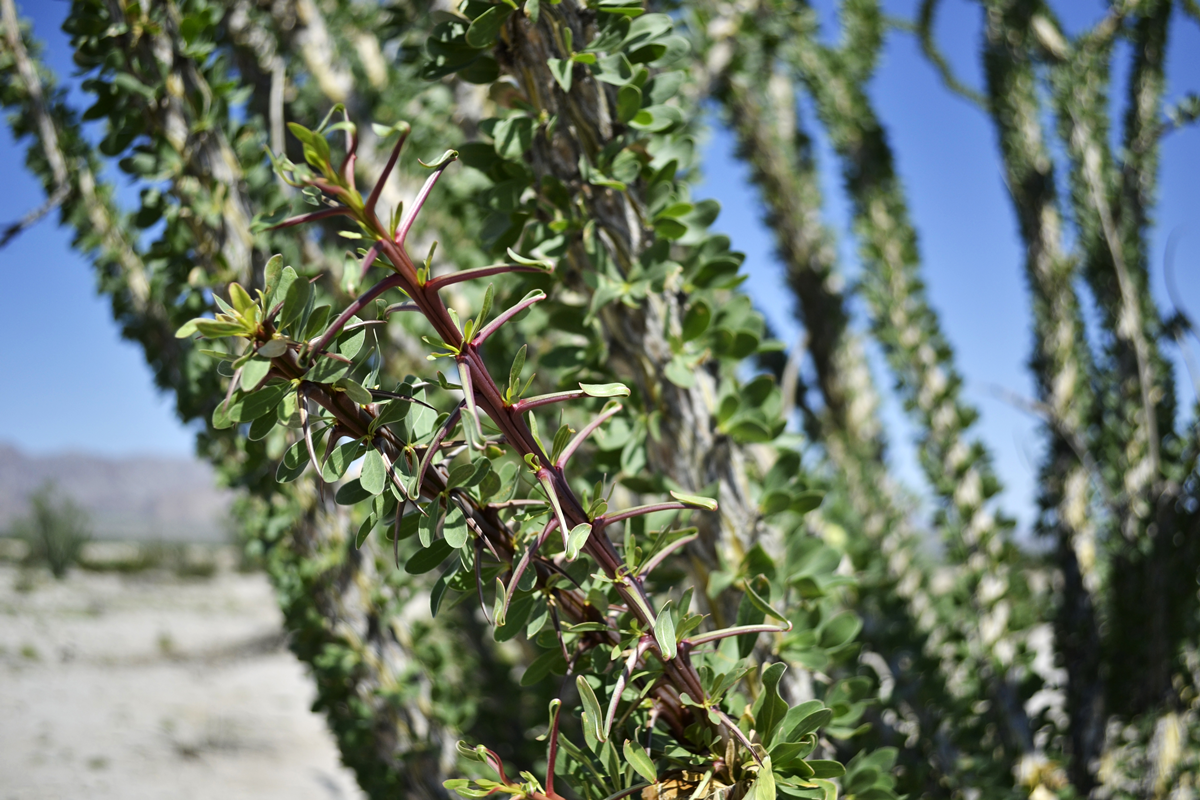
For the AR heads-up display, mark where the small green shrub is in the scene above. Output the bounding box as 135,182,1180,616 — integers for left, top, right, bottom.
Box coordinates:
12,482,91,579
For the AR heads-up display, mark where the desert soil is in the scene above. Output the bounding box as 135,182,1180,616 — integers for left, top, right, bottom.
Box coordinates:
0,554,365,800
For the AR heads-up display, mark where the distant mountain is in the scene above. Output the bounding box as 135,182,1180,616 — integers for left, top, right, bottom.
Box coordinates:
0,443,235,542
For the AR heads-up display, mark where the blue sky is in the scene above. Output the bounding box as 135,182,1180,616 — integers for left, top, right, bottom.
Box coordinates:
1,0,1198,534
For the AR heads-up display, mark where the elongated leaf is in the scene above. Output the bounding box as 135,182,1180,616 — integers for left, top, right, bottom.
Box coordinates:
405,538,455,574
780,702,833,741
623,740,657,783
336,478,374,506
669,490,717,511
744,574,787,621
579,382,630,397
576,676,606,743
654,600,677,660
465,4,512,48
751,662,789,745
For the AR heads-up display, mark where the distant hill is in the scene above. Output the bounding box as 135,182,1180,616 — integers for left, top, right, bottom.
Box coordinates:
0,444,235,542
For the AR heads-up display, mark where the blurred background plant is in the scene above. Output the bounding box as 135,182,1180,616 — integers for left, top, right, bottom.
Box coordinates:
10,481,92,579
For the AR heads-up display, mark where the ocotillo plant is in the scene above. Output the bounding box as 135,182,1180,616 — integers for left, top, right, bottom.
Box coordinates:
178,112,895,800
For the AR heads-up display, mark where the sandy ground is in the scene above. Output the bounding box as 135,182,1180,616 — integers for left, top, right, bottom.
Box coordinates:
0,556,366,800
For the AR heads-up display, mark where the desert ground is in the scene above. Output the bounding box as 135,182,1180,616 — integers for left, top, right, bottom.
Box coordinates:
0,544,365,800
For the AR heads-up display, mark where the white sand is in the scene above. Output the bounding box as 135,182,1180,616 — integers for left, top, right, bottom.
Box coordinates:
0,560,365,800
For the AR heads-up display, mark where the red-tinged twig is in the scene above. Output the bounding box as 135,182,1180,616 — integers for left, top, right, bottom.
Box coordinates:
472,291,547,346
475,537,491,624
358,240,384,281
550,602,571,665
713,707,763,766
267,206,352,229
501,517,560,626
599,503,689,529
637,533,698,578
309,273,406,361
365,124,411,218
414,402,464,503
425,263,547,292
557,403,622,470
222,364,244,412
598,785,651,800
298,387,323,476
396,158,456,247
545,700,564,799
511,390,588,413
393,495,406,568
604,636,654,740
383,302,420,316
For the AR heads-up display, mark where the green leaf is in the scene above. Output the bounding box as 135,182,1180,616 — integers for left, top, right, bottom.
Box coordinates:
807,762,846,779
248,412,277,442
360,449,387,495
508,345,528,399
355,515,375,549
336,478,374,506
669,490,717,511
819,612,862,649
322,441,362,482
623,740,657,783
752,757,776,800
337,378,374,405
548,58,572,93
565,523,591,561
420,503,439,548
405,538,455,574
551,423,574,464
654,600,677,660
241,358,272,391
175,319,200,338
579,382,630,398
257,339,288,358
522,647,567,686
279,273,311,332
277,439,310,482
492,116,535,161
791,491,824,514
263,254,284,305
752,663,789,745
682,299,711,342
809,779,837,800
430,562,459,617
735,590,766,658
307,355,351,384
664,355,695,387
629,105,684,133
444,505,469,548
465,4,513,48
419,149,459,169
744,574,787,621
616,84,642,123
576,676,606,742
505,247,554,269
230,382,289,422
779,700,830,741
194,320,246,338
